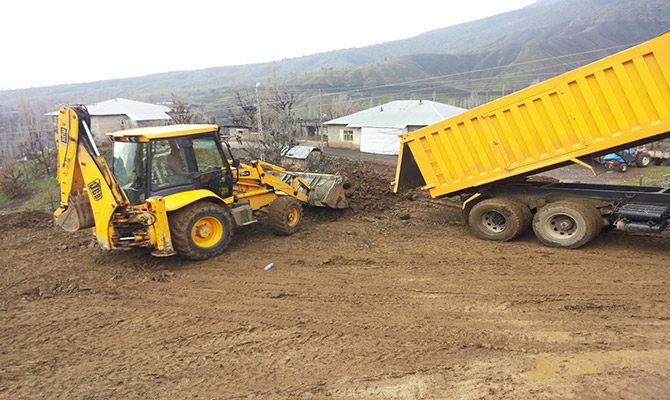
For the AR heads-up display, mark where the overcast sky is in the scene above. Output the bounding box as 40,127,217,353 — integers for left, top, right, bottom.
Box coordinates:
2,0,537,91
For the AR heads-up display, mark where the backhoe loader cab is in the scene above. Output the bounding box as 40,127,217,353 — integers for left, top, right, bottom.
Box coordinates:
109,126,235,206
54,105,348,260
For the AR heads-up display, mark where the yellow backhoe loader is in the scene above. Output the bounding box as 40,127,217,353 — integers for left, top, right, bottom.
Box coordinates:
54,105,347,260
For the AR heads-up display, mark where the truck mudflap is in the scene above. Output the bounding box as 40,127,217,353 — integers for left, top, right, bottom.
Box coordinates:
282,172,349,209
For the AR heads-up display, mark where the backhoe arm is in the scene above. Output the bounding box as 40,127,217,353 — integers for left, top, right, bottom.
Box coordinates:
54,106,129,249
234,160,311,209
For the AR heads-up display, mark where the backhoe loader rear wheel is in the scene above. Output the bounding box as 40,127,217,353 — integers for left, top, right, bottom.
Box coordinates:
170,202,233,260
268,196,303,236
468,197,531,242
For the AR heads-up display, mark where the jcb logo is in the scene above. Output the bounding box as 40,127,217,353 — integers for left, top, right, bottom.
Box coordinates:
60,128,67,145
88,179,103,201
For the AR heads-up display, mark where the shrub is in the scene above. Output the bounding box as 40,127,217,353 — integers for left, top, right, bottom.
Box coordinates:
0,162,28,199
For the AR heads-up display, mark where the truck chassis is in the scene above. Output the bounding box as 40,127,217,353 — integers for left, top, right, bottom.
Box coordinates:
464,181,670,248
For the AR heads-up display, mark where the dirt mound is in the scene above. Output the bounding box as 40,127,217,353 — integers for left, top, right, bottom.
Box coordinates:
341,164,397,214
331,160,463,227
0,210,54,230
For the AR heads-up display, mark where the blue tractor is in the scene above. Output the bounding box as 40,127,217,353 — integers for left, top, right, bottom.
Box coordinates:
601,148,652,172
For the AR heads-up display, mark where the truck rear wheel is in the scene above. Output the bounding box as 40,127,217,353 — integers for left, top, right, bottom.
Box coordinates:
468,197,531,242
170,202,233,260
532,200,599,249
268,196,303,236
583,202,603,241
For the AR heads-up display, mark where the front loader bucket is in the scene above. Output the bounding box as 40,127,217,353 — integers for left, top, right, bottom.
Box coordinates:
54,193,96,232
286,172,349,208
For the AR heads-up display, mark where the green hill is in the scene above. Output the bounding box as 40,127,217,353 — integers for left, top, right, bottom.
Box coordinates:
1,0,668,119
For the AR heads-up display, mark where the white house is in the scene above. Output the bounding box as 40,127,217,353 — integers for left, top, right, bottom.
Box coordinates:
85,98,173,141
49,98,173,143
324,100,467,155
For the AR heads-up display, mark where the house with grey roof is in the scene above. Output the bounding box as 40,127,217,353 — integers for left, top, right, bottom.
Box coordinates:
86,98,173,142
324,100,467,155
50,98,173,143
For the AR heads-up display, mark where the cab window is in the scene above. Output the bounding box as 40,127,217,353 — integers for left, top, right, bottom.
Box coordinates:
192,136,225,172
191,135,232,198
112,141,147,205
150,138,191,191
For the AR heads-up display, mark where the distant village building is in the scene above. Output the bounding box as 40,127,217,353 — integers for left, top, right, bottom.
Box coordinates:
280,145,322,171
49,98,173,143
324,100,467,155
218,123,252,144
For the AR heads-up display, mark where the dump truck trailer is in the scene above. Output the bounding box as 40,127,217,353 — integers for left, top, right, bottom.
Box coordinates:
394,30,670,248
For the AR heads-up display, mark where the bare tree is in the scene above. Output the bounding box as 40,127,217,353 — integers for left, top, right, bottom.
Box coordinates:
227,86,258,127
223,86,263,162
16,98,55,177
0,161,27,199
226,83,302,164
0,105,20,164
168,94,209,124
462,90,486,109
260,84,301,163
328,94,358,119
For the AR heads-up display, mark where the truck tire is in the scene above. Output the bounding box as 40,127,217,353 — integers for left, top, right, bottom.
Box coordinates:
468,197,531,242
584,202,604,241
170,202,233,260
532,200,599,249
268,196,303,236
635,152,651,168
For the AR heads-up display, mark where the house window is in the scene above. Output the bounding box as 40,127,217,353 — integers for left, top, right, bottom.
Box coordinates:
342,129,354,142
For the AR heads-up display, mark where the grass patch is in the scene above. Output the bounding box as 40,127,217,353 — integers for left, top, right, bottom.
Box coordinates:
24,177,60,211
625,166,670,186
0,177,59,214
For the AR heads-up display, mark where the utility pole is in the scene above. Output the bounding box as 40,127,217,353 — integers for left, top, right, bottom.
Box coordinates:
255,82,264,161
319,89,324,150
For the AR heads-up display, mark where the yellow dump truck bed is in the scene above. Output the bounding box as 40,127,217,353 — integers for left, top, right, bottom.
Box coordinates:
394,31,670,198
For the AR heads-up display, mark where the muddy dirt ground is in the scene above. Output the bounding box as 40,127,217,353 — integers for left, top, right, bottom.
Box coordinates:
2,160,670,399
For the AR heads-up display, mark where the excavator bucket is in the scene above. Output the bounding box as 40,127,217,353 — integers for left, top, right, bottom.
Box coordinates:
283,172,349,208
55,193,96,232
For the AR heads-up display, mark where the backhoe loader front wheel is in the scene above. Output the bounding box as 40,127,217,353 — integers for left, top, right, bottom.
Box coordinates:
268,196,303,236
170,202,233,260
